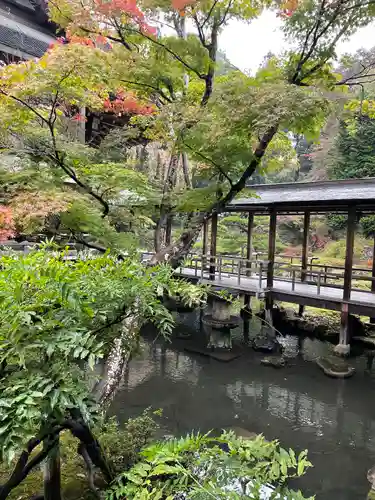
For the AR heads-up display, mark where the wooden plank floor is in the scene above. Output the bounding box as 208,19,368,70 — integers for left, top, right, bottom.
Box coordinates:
178,267,375,311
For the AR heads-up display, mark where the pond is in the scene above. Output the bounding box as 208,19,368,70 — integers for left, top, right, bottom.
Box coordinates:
109,309,375,500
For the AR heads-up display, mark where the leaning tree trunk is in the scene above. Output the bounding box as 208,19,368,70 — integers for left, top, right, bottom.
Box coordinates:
92,311,140,406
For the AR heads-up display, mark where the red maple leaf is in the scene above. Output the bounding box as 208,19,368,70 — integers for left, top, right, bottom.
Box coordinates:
103,90,156,116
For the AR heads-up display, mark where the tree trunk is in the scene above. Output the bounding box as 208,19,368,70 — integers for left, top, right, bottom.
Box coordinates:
155,152,179,251
43,438,61,500
151,212,207,267
92,312,140,406
181,152,192,188
150,125,279,267
165,215,172,246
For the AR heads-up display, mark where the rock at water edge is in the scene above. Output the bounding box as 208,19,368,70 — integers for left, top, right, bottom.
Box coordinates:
316,355,355,379
260,356,286,369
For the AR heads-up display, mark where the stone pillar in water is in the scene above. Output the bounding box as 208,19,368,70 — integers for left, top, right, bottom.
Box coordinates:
211,299,231,322
203,295,238,351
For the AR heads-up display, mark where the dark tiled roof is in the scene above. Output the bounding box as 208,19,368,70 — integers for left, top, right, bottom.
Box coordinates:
0,23,49,56
229,178,375,212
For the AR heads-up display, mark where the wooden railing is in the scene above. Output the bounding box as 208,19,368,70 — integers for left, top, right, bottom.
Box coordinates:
175,253,375,297
179,254,268,289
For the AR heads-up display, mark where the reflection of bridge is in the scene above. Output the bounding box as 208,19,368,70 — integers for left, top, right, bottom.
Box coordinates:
110,338,375,499
177,178,375,354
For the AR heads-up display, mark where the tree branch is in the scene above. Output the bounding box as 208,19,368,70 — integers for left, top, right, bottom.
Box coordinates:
123,27,206,80
183,142,233,187
201,0,220,29
111,17,133,51
218,0,234,27
213,124,279,210
0,90,48,125
0,425,67,500
120,79,172,103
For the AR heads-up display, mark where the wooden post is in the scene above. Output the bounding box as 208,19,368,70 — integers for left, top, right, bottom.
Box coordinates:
209,213,218,280
301,211,310,282
267,209,277,288
243,295,251,315
246,213,254,276
334,206,356,356
202,219,208,265
299,211,310,316
371,235,375,323
266,209,277,314
343,206,356,301
243,294,251,342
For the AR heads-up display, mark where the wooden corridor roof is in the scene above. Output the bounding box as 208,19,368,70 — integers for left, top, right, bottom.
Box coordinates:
228,177,375,214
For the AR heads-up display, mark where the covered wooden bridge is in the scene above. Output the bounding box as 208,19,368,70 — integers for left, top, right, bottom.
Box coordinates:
177,178,375,355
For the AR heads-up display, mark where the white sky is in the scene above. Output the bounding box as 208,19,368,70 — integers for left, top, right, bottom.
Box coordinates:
219,11,375,73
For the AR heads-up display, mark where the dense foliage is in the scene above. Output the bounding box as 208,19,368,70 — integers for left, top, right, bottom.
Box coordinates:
0,247,205,498
0,0,373,262
107,431,313,499
330,117,375,180
0,0,374,496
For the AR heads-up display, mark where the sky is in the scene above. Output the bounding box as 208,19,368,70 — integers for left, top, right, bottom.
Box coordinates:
219,11,375,73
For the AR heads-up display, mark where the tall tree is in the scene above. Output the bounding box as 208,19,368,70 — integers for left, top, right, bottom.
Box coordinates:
330,116,375,179
1,0,375,261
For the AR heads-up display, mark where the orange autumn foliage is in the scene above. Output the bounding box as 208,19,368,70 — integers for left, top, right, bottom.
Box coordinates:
10,193,71,233
171,0,196,9
94,0,157,35
0,206,16,242
103,90,156,116
278,0,299,17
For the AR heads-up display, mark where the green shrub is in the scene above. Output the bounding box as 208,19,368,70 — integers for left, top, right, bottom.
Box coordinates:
107,431,313,500
0,411,160,500
97,409,161,471
326,214,347,232
361,216,375,238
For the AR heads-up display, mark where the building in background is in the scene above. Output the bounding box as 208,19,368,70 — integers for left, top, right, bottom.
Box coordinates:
0,0,55,63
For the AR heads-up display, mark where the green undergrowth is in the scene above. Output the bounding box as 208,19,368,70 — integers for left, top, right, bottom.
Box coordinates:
0,433,95,500
0,411,160,500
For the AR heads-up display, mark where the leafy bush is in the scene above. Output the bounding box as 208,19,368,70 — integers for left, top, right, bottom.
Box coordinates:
0,246,205,498
97,410,161,472
107,431,313,500
361,216,375,239
320,238,365,260
326,214,347,232
0,411,160,500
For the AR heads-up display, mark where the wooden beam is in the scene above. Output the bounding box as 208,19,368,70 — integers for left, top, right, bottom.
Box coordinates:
299,211,310,317
372,235,375,293
246,213,254,276
343,206,356,301
301,211,310,282
209,213,218,279
371,235,375,323
267,209,277,288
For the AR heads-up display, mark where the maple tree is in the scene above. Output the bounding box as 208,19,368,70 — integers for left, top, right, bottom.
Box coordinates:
0,0,374,259
0,0,373,261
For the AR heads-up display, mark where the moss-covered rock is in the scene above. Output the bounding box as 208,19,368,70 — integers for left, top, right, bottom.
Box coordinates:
316,355,355,378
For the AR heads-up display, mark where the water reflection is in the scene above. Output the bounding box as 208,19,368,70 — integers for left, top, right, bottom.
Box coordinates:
109,321,375,500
